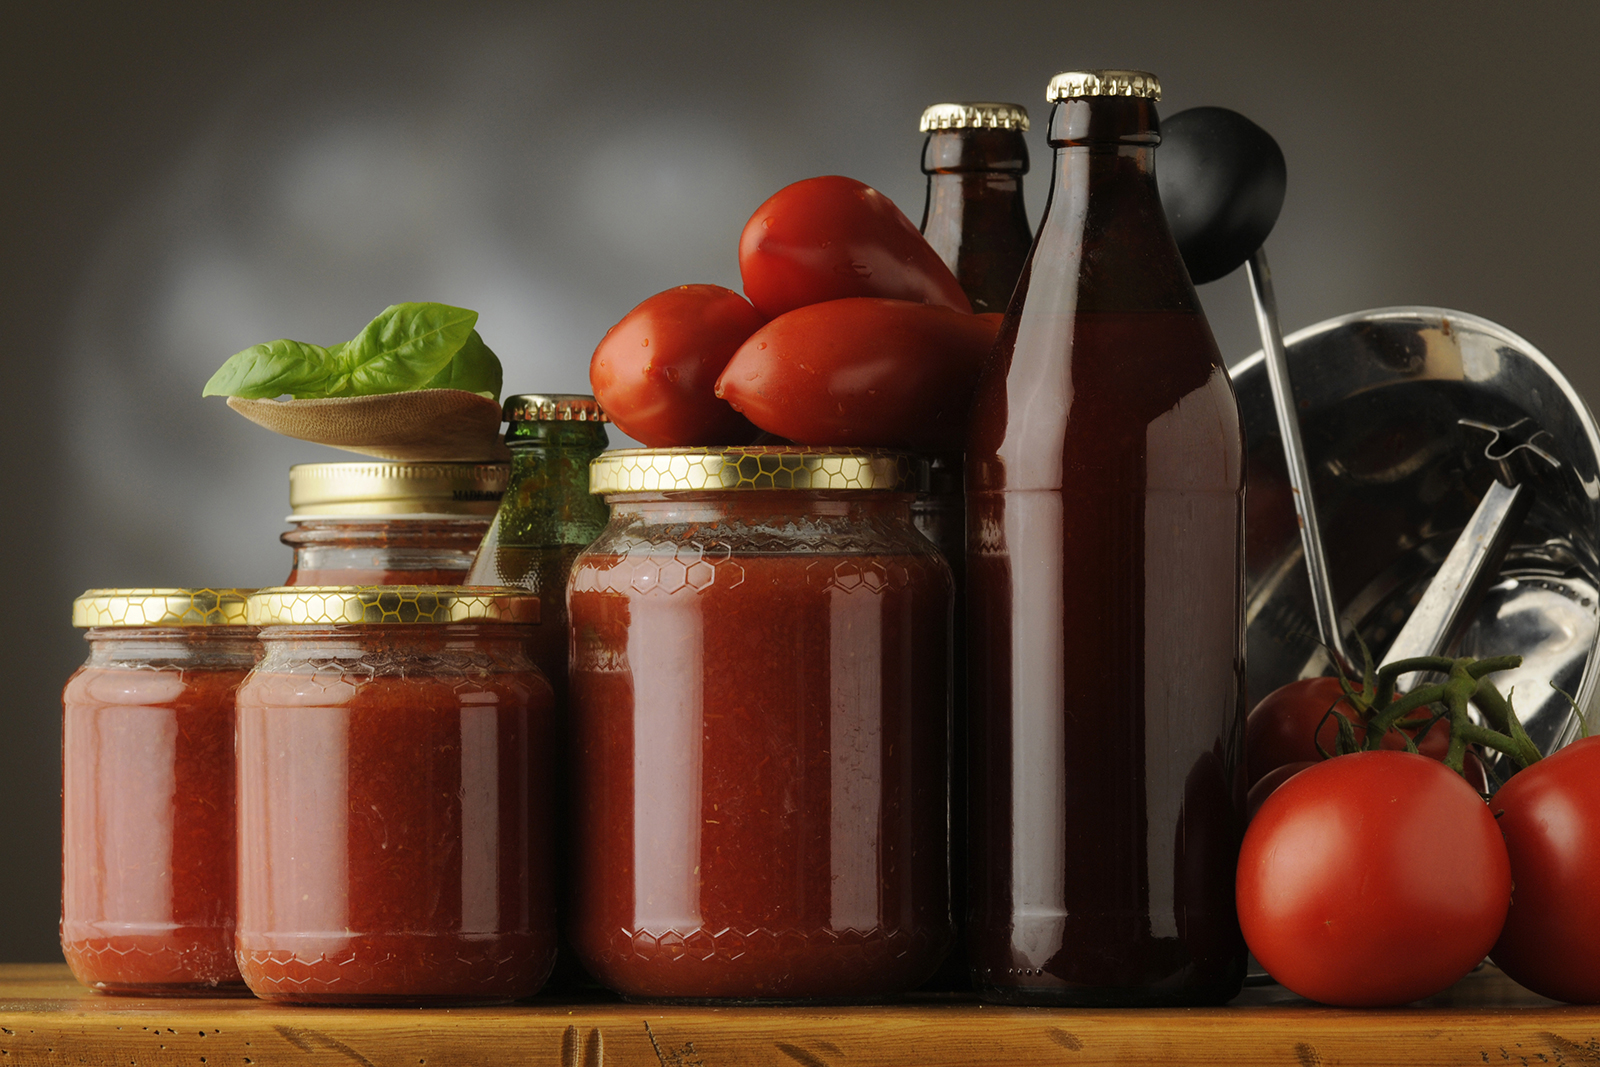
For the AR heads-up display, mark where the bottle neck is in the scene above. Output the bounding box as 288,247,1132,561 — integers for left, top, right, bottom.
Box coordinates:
919,127,1035,315
1030,94,1193,314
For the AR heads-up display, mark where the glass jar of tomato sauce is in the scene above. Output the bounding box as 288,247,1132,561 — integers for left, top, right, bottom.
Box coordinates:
234,586,555,1005
281,461,508,585
62,588,257,995
568,447,953,1002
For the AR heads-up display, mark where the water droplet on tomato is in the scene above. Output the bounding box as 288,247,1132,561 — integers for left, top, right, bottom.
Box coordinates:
756,343,767,351
641,337,650,347
664,367,679,383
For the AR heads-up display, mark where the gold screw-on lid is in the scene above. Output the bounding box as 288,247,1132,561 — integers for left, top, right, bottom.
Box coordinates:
1046,70,1161,102
589,446,919,494
247,586,539,626
504,394,610,423
919,102,1030,132
73,588,254,628
288,461,508,518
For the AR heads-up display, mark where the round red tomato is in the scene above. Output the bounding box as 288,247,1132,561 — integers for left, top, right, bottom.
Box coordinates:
714,297,1000,450
589,284,764,447
739,176,972,319
1489,736,1600,1003
1237,751,1511,1006
1245,677,1365,786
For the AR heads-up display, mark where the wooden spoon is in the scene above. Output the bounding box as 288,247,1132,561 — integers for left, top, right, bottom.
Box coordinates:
226,389,510,462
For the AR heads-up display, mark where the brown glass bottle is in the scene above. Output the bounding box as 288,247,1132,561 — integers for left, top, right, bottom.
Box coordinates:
914,101,1033,992
919,102,1034,315
965,70,1248,1007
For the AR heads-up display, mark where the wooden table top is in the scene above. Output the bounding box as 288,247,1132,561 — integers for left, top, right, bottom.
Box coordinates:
0,962,1591,1066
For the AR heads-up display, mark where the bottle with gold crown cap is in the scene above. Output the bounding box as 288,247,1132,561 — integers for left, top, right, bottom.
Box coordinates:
918,100,1034,315
465,394,610,709
965,70,1248,1006
915,100,1033,993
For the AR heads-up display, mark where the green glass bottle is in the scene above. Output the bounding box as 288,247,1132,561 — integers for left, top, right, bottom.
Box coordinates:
466,393,610,708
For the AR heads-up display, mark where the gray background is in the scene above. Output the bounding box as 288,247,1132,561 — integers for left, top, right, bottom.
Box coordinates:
4,0,1596,961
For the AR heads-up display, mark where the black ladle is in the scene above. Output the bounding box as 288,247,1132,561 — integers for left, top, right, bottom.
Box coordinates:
1157,107,1351,671
1158,107,1530,678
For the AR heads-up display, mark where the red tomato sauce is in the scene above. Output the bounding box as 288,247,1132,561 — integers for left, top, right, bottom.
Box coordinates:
235,633,556,1005
568,549,952,1001
61,663,248,995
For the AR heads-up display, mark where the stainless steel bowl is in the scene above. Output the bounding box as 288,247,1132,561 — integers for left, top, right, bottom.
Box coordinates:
1232,307,1600,773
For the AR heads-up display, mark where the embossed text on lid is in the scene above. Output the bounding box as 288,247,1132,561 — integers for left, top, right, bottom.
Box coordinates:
1046,70,1161,102
73,589,254,628
247,586,539,626
919,102,1030,132
504,394,610,423
589,447,919,494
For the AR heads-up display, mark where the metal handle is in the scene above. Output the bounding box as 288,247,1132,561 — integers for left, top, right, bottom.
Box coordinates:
1247,247,1353,674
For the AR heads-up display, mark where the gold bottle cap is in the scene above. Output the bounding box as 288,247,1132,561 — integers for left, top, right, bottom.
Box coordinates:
73,588,254,628
287,461,508,518
589,446,919,494
1046,70,1162,102
247,586,539,626
919,102,1030,132
504,394,610,423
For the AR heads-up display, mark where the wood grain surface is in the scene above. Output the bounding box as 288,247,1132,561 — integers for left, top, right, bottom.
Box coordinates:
1,963,1594,1066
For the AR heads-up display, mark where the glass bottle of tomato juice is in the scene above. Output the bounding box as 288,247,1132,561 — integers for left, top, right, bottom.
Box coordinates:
915,99,1035,990
62,589,257,995
965,70,1248,1006
568,447,953,1001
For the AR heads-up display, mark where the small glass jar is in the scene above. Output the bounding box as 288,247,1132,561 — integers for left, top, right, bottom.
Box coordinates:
61,589,257,995
281,462,508,585
568,447,953,1002
234,586,554,1005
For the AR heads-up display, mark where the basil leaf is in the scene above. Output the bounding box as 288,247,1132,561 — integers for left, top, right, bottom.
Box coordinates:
420,330,502,399
201,338,337,399
322,302,478,397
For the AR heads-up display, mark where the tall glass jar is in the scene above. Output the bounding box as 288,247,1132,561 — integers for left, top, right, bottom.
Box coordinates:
61,589,256,995
966,70,1248,1006
567,447,953,1002
234,586,555,1005
281,462,508,586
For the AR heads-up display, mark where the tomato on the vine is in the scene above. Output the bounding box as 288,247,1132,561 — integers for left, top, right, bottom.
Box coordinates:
714,297,1000,450
1246,675,1487,793
1489,736,1600,1003
589,284,764,447
1237,751,1511,1006
738,176,972,319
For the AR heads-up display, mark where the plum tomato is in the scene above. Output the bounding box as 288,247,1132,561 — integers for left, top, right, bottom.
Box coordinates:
714,297,1000,450
589,284,765,447
1237,751,1511,1006
738,176,972,319
1489,736,1600,1003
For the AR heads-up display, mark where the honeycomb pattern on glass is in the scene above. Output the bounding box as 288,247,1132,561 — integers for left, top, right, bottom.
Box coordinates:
247,586,538,626
62,935,242,990
594,924,941,967
238,939,548,1000
72,588,254,628
570,539,746,597
589,447,919,495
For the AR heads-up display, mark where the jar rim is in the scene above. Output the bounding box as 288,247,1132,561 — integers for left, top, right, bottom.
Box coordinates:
589,447,923,495
246,586,539,626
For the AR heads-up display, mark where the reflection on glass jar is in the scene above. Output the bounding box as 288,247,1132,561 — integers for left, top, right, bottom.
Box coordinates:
234,587,554,1005
281,462,507,586
568,447,953,1002
61,589,257,996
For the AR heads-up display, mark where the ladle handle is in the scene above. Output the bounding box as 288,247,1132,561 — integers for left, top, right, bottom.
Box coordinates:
1247,247,1353,674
